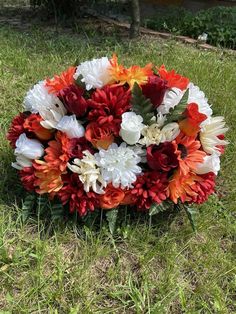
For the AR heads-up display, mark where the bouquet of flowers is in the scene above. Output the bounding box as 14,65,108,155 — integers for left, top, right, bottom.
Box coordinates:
7,55,228,225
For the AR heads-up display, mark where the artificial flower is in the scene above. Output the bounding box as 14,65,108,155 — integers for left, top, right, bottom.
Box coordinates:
131,172,168,210
58,173,99,216
58,84,88,117
109,54,153,88
23,113,53,140
24,81,67,129
173,133,206,176
200,116,228,155
87,85,131,130
14,133,44,160
68,150,106,194
7,113,27,147
179,103,207,136
33,160,64,194
190,172,216,204
188,83,212,124
56,115,85,139
85,121,115,150
69,137,94,159
157,87,184,115
45,66,76,94
95,143,143,189
99,184,125,209
74,57,113,90
141,75,167,108
120,112,144,145
19,167,36,192
147,142,179,171
158,65,189,90
195,153,220,175
139,122,180,146
43,131,73,172
12,155,33,170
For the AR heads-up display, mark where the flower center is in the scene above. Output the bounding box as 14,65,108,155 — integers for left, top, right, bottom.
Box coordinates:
178,144,188,159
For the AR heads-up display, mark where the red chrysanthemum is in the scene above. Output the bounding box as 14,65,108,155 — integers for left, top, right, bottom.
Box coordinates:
131,172,168,210
70,137,94,159
190,172,216,204
7,113,27,147
87,85,131,130
58,173,99,216
19,167,37,192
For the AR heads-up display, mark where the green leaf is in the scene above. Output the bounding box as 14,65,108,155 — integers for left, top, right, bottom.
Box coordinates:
106,209,118,235
36,195,49,216
75,74,86,89
184,205,197,232
50,202,64,221
131,82,155,125
21,193,36,222
165,88,189,124
149,202,169,216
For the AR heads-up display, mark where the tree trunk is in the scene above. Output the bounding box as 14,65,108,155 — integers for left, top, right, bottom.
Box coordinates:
130,0,140,38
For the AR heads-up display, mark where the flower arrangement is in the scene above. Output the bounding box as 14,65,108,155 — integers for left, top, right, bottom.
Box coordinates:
7,55,228,227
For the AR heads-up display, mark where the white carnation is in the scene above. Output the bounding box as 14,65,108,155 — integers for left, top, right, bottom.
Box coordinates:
95,143,143,189
74,57,112,91
195,153,220,175
157,87,183,115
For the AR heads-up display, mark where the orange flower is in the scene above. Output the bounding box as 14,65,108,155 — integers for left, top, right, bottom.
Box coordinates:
179,103,207,136
45,66,76,94
109,54,153,88
85,121,114,150
44,131,72,172
173,133,206,176
120,189,136,205
23,114,53,140
33,160,64,194
99,184,125,209
158,65,189,90
168,170,202,204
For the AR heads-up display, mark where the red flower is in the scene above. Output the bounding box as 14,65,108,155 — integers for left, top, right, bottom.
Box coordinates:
141,75,167,108
23,113,53,141
131,172,168,210
179,103,207,137
158,65,189,90
216,134,226,154
58,84,88,117
99,184,125,209
58,173,99,216
190,172,216,204
7,113,27,147
85,120,116,150
87,85,131,128
147,142,179,172
45,66,76,94
19,167,37,192
70,137,94,159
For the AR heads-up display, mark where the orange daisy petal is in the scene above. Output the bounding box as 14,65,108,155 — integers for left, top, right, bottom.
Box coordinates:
45,66,76,94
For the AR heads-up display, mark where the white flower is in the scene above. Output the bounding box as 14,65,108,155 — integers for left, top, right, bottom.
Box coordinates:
195,153,220,175
95,143,143,189
12,155,33,170
139,122,180,146
68,150,106,194
74,57,112,91
12,133,44,170
24,81,67,129
56,115,85,139
120,112,144,145
157,87,183,115
200,116,228,154
188,83,212,126
15,133,44,159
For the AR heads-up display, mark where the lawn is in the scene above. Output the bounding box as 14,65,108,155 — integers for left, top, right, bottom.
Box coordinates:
0,24,236,313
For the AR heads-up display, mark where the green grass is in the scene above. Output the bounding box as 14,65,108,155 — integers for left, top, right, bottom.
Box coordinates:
0,24,236,313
